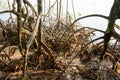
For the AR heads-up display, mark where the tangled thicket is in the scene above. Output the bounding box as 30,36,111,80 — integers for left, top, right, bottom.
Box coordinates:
0,0,120,80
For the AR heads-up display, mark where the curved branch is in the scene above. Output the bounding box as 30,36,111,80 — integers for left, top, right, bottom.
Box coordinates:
71,14,109,26
61,14,107,39
0,10,25,18
67,27,105,40
112,30,120,41
23,0,38,16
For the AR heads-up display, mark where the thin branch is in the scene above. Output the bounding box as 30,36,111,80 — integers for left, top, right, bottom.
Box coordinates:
58,0,62,21
71,0,76,19
7,0,12,18
47,0,57,14
12,0,17,11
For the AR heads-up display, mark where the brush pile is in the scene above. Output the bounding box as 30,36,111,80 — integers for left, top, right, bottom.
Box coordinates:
0,16,119,80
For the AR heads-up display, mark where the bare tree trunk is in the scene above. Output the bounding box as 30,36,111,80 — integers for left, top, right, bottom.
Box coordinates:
37,0,42,64
16,0,23,56
16,0,26,79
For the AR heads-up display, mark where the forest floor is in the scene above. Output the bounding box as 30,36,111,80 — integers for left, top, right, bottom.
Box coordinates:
0,45,120,80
